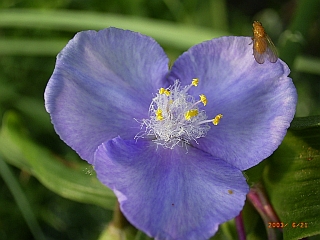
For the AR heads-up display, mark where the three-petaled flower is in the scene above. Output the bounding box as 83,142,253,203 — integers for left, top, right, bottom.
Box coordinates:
45,27,297,240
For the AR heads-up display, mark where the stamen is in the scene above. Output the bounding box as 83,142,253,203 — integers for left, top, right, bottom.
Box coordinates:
137,79,223,149
185,78,199,92
213,114,223,125
199,94,207,106
159,88,170,96
156,109,163,121
185,109,199,120
192,78,199,86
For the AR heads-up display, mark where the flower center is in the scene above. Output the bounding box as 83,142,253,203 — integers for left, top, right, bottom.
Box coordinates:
136,79,222,149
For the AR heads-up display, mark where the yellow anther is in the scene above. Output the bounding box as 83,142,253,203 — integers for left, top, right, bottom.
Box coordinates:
192,78,199,86
213,114,223,125
156,109,164,121
159,88,165,94
159,88,170,96
185,109,199,120
199,94,207,106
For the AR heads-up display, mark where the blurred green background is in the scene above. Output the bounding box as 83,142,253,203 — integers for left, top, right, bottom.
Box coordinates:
0,0,320,239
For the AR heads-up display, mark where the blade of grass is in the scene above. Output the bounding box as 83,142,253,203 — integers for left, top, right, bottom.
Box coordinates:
0,38,68,56
0,111,116,209
294,55,320,75
0,156,46,240
0,9,229,50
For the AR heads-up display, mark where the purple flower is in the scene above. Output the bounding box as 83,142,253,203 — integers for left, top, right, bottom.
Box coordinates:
45,28,297,240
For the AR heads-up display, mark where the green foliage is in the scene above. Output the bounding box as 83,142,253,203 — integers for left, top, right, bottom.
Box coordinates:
0,9,227,53
0,1,320,239
0,111,116,209
264,124,320,240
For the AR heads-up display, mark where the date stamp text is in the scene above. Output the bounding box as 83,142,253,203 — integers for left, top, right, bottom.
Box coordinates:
268,222,308,228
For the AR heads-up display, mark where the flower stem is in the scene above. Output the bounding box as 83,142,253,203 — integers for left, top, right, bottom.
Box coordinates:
112,202,131,229
247,183,280,240
97,202,137,240
235,211,246,240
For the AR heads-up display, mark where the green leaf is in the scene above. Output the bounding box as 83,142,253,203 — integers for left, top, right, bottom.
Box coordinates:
0,9,228,51
263,126,320,240
290,115,320,129
0,111,116,209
